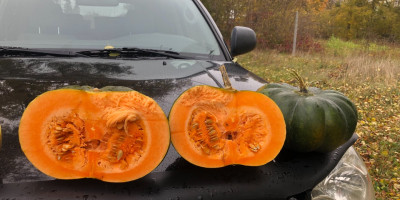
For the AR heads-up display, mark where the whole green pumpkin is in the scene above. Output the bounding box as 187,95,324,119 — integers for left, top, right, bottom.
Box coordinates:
257,74,358,153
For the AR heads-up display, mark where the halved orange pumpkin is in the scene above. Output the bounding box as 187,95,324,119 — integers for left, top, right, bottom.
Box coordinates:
19,86,169,182
169,66,286,168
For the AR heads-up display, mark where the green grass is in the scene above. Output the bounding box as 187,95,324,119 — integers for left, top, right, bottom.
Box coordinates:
326,35,361,53
238,38,400,199
325,36,389,56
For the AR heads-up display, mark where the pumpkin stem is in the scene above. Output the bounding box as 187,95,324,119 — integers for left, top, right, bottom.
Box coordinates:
290,70,308,93
219,65,237,91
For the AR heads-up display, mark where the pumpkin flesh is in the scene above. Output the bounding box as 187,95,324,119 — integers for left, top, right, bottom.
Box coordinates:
19,88,169,182
169,85,286,168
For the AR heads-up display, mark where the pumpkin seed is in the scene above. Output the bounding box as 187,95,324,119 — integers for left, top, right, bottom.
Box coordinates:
57,137,65,141
249,144,256,149
128,117,138,122
202,146,210,154
208,130,216,135
250,148,258,152
58,156,61,160
117,150,123,161
54,130,61,134
210,134,219,139
192,123,199,129
63,144,73,149
118,136,125,140
205,119,213,125
211,137,219,142
117,123,124,130
55,132,64,137
196,132,202,136
212,144,219,149
256,144,260,149
55,126,63,131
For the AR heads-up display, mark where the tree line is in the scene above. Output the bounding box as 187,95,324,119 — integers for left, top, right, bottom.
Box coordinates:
201,0,400,51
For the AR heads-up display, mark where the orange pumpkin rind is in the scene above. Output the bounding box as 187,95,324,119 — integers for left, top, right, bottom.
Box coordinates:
169,66,286,168
19,86,169,182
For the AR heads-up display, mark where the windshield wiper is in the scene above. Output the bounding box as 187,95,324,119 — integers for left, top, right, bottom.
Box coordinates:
0,46,89,57
76,47,192,59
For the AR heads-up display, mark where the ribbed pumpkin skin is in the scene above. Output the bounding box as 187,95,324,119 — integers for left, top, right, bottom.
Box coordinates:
258,83,358,153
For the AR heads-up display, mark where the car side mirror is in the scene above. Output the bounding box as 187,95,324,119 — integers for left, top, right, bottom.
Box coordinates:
230,26,257,57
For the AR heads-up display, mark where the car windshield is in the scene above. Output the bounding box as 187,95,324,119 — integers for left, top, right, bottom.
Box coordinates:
0,0,223,59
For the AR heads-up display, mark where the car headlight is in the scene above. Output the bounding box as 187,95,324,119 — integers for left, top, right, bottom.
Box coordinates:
311,146,376,200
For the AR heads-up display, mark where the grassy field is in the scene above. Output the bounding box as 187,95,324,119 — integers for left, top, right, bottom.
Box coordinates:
239,37,400,199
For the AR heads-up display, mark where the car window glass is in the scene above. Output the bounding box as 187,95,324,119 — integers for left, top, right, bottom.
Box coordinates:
0,0,222,59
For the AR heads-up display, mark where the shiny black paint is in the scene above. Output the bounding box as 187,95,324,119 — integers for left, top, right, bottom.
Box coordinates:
0,57,357,199
0,58,265,182
0,133,358,200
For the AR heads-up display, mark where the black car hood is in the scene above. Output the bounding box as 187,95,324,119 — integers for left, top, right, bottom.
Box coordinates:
0,58,219,81
0,57,357,199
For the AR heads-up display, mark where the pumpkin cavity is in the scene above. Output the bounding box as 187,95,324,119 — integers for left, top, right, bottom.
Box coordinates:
187,106,268,157
20,87,169,182
46,112,85,164
44,110,148,171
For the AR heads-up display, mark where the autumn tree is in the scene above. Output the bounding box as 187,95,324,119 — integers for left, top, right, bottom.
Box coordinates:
327,0,400,41
201,0,400,50
201,0,332,50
